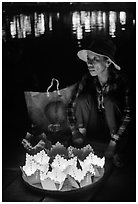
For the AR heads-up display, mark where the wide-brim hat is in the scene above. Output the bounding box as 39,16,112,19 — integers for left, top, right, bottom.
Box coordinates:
77,38,121,70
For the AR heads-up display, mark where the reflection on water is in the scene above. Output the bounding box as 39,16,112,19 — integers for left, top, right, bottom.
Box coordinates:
119,11,126,31
34,12,45,37
120,11,126,25
3,9,135,46
49,14,53,31
72,11,107,43
10,14,32,38
109,11,117,38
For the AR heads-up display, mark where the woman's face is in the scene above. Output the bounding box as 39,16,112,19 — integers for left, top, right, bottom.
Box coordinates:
86,52,108,76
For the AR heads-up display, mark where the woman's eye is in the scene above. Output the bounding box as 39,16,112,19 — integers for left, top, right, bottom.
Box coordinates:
94,57,100,61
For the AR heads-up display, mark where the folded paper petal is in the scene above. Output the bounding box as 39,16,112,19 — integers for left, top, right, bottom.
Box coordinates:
23,158,38,176
67,175,80,189
51,154,68,171
60,178,74,191
46,167,67,184
22,169,41,185
41,177,57,190
80,172,93,188
37,163,49,173
68,165,84,183
33,150,50,165
48,142,68,159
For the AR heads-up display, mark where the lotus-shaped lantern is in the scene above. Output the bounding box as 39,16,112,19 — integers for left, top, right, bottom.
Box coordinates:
21,142,105,192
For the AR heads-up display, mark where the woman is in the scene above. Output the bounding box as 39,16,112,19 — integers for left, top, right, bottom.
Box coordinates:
67,37,131,165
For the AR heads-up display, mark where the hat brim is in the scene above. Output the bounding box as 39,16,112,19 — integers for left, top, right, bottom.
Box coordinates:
77,50,121,70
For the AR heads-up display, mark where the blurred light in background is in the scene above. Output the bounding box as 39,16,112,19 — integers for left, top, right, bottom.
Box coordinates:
97,11,103,30
34,13,45,37
72,12,81,34
4,9,135,41
76,25,83,40
119,11,126,31
49,15,53,31
102,12,106,27
91,11,96,31
10,15,32,38
81,11,91,32
57,12,60,19
119,11,126,25
133,19,135,25
109,11,117,38
10,17,16,38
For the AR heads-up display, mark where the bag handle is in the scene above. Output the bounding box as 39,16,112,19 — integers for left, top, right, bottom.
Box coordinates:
46,78,61,97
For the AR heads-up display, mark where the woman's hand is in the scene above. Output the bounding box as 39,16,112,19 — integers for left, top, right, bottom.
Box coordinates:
72,129,85,147
21,132,51,154
22,138,46,154
22,138,33,151
105,139,117,158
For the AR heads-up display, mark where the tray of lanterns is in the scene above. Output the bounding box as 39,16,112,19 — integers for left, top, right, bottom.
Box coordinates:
21,142,110,201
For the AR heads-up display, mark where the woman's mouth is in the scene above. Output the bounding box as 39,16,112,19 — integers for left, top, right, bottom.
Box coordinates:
89,68,95,72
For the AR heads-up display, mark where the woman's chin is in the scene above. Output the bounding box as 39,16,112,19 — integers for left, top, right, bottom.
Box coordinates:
90,72,97,76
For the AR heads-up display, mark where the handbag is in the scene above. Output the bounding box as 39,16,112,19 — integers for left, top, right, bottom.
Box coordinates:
24,78,77,133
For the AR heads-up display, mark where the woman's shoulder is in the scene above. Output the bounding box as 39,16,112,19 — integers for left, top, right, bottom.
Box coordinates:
109,68,129,87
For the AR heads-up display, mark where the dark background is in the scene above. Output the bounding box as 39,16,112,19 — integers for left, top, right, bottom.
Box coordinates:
2,2,136,160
